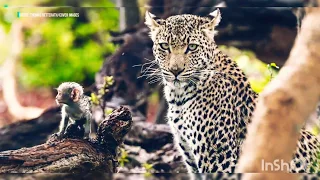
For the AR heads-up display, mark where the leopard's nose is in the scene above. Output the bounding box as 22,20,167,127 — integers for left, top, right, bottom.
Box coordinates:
169,67,184,77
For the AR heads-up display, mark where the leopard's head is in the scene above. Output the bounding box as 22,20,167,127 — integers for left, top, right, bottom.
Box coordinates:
145,9,221,86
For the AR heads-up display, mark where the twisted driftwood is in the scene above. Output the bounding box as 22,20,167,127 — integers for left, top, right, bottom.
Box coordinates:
0,106,132,173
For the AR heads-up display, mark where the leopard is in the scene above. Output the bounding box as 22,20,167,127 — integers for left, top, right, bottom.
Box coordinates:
144,8,320,173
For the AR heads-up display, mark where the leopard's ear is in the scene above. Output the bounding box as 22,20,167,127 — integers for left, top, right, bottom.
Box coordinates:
145,11,161,41
201,9,221,39
145,11,159,28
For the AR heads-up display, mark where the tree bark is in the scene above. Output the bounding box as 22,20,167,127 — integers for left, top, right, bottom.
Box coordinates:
0,139,114,173
0,106,132,173
236,7,320,180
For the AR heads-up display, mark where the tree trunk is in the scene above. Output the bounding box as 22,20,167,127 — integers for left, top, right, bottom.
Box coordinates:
117,0,140,31
2,21,44,122
236,7,320,180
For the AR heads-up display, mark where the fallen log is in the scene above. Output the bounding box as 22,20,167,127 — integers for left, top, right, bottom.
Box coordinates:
124,121,173,152
0,106,132,173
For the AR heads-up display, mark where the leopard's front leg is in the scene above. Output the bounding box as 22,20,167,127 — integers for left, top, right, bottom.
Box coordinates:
169,122,199,173
177,140,199,173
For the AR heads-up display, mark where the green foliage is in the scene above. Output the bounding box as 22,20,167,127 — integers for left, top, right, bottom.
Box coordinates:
118,148,129,167
104,76,114,86
104,108,113,116
267,62,280,80
219,46,279,93
11,1,119,88
0,8,12,62
91,76,113,103
269,63,279,69
91,75,114,117
94,76,114,99
0,7,13,33
142,163,154,177
90,92,99,105
311,126,320,136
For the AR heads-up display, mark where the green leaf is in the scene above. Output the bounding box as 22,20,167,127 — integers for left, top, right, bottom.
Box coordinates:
311,126,320,136
104,108,113,116
142,163,153,170
90,93,99,105
270,62,279,69
118,148,129,167
104,76,114,86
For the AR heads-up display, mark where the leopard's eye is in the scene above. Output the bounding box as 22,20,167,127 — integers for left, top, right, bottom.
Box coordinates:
188,44,198,51
159,43,170,50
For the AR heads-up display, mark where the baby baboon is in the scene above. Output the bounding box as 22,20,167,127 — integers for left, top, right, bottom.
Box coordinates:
54,82,96,139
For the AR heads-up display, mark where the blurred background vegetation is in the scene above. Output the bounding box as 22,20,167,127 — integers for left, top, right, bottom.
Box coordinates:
0,0,281,92
0,0,120,124
0,0,280,92
0,0,119,88
220,46,279,94
0,1,282,124
0,0,284,126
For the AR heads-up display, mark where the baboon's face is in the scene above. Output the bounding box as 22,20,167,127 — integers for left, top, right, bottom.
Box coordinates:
55,88,73,105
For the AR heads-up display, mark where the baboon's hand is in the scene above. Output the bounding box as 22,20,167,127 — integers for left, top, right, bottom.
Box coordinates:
46,132,64,145
51,132,64,139
88,133,98,143
89,133,97,140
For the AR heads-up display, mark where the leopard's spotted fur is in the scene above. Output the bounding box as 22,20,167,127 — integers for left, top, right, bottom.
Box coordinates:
145,9,320,173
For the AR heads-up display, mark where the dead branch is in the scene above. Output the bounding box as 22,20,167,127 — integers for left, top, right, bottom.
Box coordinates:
236,7,320,180
0,106,132,173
